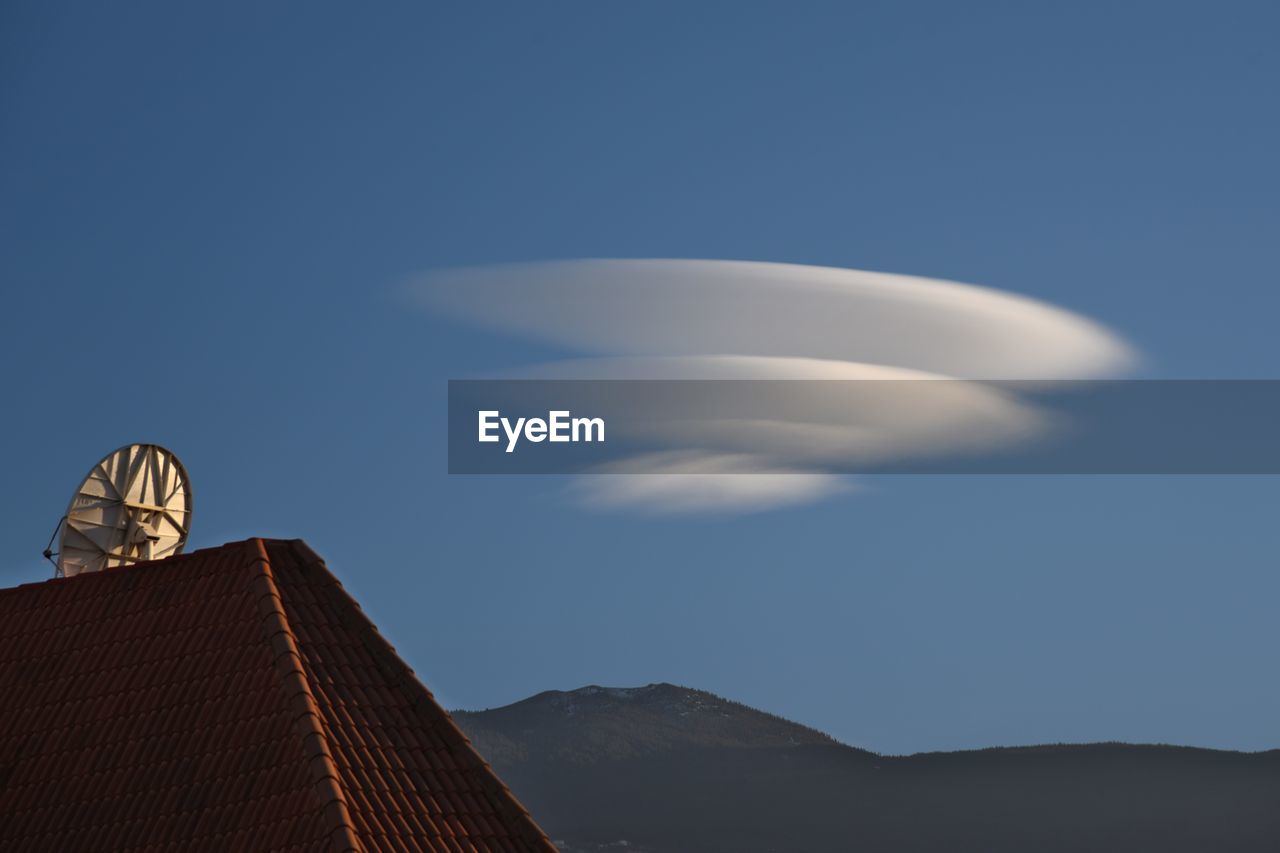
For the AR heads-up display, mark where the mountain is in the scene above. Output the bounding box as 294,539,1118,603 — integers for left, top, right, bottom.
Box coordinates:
454,683,1280,853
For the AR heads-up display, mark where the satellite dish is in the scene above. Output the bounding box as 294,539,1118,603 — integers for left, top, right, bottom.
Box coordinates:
51,444,193,577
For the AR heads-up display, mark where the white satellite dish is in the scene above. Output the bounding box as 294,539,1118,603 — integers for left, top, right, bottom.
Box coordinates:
49,444,193,577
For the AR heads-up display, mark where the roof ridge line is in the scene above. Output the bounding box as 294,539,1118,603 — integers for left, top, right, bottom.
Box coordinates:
287,539,556,851
247,539,362,853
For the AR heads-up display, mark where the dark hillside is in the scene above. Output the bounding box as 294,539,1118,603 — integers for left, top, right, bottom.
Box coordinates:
455,684,1280,853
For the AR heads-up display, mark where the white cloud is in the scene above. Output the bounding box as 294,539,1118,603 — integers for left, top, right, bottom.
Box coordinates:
516,356,1047,469
567,452,854,515
411,259,1136,380
412,259,1138,513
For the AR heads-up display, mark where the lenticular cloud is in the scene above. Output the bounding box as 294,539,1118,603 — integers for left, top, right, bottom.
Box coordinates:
413,259,1135,380
409,259,1138,513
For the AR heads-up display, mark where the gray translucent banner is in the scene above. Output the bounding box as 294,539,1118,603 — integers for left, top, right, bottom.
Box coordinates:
448,380,1280,474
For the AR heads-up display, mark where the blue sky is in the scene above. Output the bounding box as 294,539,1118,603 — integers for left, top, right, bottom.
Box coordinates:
3,1,1279,754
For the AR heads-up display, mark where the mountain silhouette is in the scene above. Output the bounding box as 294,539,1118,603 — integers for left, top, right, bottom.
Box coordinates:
454,683,1280,853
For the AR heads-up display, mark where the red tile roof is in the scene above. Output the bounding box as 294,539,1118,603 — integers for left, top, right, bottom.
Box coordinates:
0,538,555,852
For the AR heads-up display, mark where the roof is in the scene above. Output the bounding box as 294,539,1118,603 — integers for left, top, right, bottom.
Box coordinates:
0,538,555,853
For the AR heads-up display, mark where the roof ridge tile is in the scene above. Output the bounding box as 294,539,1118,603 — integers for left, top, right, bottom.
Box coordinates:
283,540,555,852
247,539,362,853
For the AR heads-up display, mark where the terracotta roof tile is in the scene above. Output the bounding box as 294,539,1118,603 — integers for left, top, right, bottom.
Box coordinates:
0,538,554,852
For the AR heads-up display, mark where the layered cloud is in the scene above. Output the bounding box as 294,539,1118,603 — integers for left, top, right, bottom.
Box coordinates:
567,452,853,515
414,259,1135,380
513,356,1047,469
409,260,1137,513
